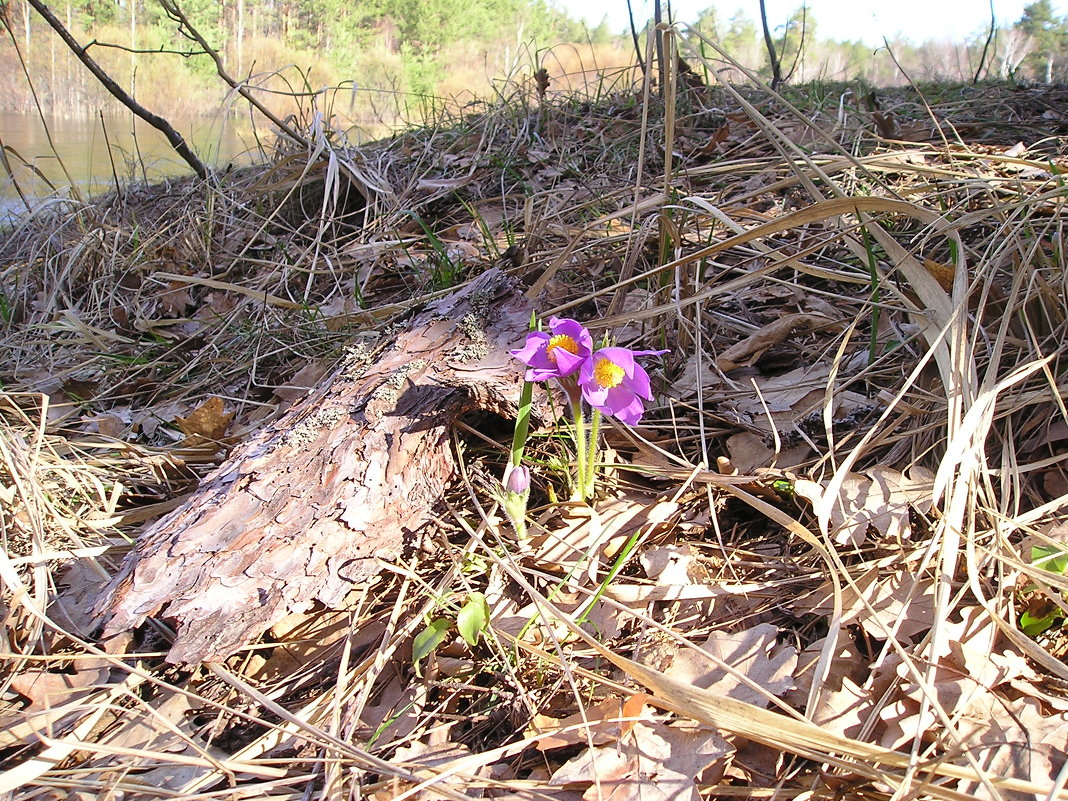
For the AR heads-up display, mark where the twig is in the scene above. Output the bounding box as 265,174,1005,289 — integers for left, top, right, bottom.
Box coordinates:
82,38,204,58
24,0,207,181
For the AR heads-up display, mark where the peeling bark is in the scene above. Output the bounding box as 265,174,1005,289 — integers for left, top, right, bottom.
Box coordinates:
95,269,534,665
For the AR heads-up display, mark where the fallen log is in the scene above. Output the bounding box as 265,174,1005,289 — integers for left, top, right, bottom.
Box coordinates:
95,268,534,665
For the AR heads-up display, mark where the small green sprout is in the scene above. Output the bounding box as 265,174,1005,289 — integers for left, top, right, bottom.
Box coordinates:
411,592,491,675
1019,544,1068,638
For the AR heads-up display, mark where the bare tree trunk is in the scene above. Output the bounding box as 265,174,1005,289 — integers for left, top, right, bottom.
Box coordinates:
64,0,71,108
95,269,539,666
236,0,244,79
128,0,136,93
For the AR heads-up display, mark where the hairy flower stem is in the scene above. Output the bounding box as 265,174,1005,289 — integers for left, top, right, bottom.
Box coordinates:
561,380,590,502
571,397,588,502
585,408,601,499
561,379,600,502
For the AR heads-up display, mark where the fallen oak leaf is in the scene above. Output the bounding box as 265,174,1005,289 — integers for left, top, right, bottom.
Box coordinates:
10,663,110,712
527,696,629,751
663,623,796,708
716,313,839,372
549,719,732,801
793,465,934,547
797,566,936,641
174,396,234,444
158,279,194,317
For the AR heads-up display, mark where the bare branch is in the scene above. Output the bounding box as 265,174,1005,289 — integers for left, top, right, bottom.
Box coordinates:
758,0,782,89
24,0,208,181
625,0,646,75
82,38,205,58
158,0,311,150
973,0,997,83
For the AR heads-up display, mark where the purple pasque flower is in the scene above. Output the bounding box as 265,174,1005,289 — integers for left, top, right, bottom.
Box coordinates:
578,346,668,425
509,317,593,382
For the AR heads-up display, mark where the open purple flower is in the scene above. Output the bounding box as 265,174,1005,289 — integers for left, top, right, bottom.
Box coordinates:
509,317,593,382
578,346,668,425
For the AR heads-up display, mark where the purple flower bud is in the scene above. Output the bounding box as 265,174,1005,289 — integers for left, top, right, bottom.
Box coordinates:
505,464,530,494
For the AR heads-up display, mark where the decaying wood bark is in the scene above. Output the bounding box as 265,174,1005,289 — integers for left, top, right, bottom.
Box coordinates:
95,269,534,665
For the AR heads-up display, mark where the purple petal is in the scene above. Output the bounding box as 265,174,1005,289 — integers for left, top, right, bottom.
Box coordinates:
603,385,646,424
576,344,668,423
510,332,550,365
553,348,587,376
581,380,611,407
622,363,653,400
596,347,636,375
548,318,594,352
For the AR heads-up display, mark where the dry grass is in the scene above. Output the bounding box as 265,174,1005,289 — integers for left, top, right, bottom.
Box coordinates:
2,29,1068,800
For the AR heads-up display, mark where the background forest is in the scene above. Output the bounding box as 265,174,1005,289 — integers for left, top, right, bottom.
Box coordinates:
2,0,1068,136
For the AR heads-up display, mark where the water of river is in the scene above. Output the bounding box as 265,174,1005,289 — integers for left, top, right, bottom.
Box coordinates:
0,111,267,217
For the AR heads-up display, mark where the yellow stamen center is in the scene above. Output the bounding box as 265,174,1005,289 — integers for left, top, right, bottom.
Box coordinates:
546,334,579,362
593,357,625,388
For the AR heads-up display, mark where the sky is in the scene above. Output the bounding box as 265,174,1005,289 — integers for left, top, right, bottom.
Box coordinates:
564,0,1064,46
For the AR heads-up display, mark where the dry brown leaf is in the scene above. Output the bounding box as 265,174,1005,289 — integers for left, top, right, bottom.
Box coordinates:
716,313,837,372
357,673,428,748
174,396,234,443
944,606,1033,688
383,741,493,801
794,465,935,547
49,559,111,641
878,607,1037,752
10,664,110,712
672,350,719,399
663,624,796,708
954,696,1068,801
198,290,237,317
527,696,628,751
274,360,331,403
158,279,194,317
638,545,714,621
549,719,732,801
799,567,935,640
528,494,679,577
725,430,811,472
92,412,127,439
244,603,376,681
730,364,830,434
785,634,873,737
923,258,957,292
97,691,196,755
550,745,631,788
